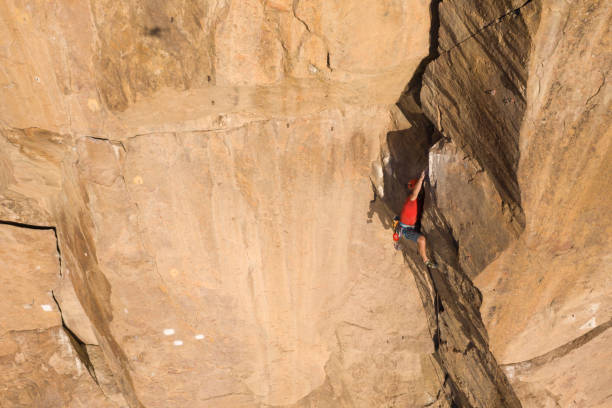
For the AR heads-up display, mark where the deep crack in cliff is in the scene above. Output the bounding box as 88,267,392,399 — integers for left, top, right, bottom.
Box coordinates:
368,1,536,404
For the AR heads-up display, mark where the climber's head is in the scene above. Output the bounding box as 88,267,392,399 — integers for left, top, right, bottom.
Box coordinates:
406,178,418,190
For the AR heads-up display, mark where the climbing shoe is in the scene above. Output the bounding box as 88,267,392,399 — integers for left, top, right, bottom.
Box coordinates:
425,259,438,269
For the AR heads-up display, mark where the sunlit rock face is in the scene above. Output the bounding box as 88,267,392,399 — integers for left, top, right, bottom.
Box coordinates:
475,1,612,406
55,108,436,407
0,0,429,136
1,0,611,406
420,0,612,406
0,0,440,407
0,225,114,407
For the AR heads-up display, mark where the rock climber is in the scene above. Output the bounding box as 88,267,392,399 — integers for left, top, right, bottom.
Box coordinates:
396,170,438,269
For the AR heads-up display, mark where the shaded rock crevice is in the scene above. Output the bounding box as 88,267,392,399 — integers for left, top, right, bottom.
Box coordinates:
52,289,99,381
371,2,541,400
0,219,119,397
439,0,533,55
421,0,543,232
0,218,127,405
370,134,521,407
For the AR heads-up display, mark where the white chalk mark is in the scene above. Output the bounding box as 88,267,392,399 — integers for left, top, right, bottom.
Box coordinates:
163,329,175,336
41,304,53,312
504,365,515,379
580,317,596,330
194,334,204,340
173,340,183,346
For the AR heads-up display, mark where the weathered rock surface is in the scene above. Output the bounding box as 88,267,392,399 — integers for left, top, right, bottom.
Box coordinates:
422,0,541,228
0,128,66,225
476,0,612,364
0,327,117,408
54,273,100,346
53,107,438,407
428,139,520,277
1,0,611,406
504,322,612,408
0,0,429,137
418,0,611,406
0,225,61,332
437,0,526,51
1,1,439,405
0,224,115,407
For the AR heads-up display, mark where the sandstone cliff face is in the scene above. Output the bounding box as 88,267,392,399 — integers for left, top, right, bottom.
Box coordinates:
415,0,611,406
0,224,115,407
1,0,610,407
0,0,429,136
1,1,444,406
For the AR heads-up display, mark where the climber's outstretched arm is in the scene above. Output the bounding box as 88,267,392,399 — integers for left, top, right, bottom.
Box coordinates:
409,171,426,201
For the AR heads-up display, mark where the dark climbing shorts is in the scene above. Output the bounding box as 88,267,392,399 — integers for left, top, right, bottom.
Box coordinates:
400,224,422,242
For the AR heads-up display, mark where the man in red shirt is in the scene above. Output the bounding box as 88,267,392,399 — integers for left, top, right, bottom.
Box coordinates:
398,171,437,268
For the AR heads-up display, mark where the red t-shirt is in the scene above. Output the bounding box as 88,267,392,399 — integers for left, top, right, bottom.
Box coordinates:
400,197,418,226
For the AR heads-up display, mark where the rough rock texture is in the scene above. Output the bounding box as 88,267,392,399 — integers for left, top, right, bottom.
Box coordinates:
2,0,611,406
503,322,612,408
372,124,521,407
1,225,61,331
476,0,612,365
428,139,520,277
437,0,526,51
417,0,612,406
54,273,100,346
0,128,66,225
0,0,429,137
0,327,117,408
422,0,541,229
0,224,115,407
54,107,439,407
0,1,441,406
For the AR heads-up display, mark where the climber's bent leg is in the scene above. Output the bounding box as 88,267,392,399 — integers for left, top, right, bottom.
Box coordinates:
417,235,429,263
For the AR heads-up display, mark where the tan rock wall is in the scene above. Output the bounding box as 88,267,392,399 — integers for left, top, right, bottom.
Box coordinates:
0,128,66,225
418,0,611,405
476,0,612,364
428,139,519,277
1,0,440,405
0,327,117,408
52,106,437,407
0,225,61,332
0,0,429,137
422,1,541,228
0,225,116,407
437,0,525,51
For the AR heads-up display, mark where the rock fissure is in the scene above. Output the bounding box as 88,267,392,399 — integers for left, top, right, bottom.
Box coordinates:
1,0,609,406
292,0,311,34
51,290,99,382
501,318,612,372
440,0,533,56
0,220,63,276
0,220,101,384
